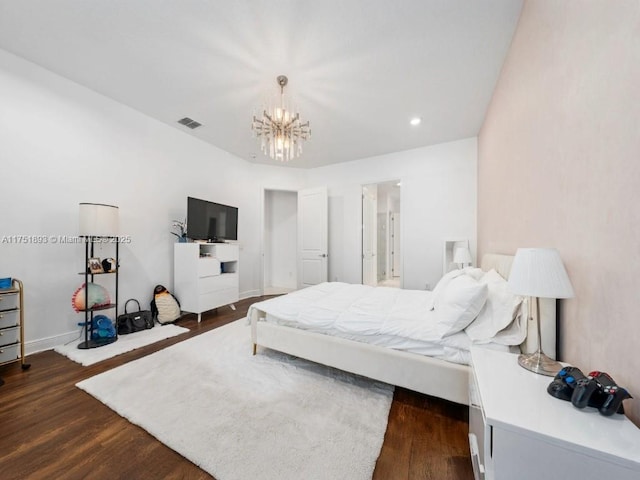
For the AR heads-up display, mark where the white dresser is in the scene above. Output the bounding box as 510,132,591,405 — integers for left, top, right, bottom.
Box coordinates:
174,243,239,322
469,347,640,480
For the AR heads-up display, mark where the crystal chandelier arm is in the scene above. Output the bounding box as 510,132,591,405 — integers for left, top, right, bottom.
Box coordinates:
282,113,300,129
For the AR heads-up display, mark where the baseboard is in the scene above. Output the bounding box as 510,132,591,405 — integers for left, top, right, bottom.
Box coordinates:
263,286,295,296
240,289,261,300
25,330,82,356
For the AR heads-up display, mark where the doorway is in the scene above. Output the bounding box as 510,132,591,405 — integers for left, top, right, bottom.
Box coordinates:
362,180,402,287
263,189,298,295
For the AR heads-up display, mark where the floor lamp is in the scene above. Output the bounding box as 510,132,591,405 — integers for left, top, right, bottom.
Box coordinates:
508,248,574,376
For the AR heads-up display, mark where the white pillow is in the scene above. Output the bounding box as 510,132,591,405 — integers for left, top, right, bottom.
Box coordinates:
489,307,527,346
462,267,484,280
431,269,466,310
465,269,523,342
435,275,488,337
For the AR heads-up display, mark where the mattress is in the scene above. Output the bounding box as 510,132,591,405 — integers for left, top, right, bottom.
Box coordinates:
249,282,510,365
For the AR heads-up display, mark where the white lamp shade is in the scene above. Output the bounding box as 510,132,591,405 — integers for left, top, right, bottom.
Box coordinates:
79,203,119,237
453,246,472,265
508,248,574,299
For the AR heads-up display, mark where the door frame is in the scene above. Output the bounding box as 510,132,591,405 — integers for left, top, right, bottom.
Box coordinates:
260,187,298,296
360,178,404,288
362,184,377,286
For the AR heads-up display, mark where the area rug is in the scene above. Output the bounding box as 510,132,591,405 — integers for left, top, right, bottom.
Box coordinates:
76,320,394,480
55,324,189,366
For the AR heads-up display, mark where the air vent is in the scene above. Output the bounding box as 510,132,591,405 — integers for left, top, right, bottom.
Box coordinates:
177,117,202,129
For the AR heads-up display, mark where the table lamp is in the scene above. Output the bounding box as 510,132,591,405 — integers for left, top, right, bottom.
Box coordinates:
508,248,574,375
453,246,472,269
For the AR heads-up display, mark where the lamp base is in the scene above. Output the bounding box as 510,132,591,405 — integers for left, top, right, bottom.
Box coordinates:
518,351,562,376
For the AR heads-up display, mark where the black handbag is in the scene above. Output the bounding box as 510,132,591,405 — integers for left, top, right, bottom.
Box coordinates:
117,299,154,335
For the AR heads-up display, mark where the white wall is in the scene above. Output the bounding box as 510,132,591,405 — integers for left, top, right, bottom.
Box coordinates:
305,138,477,290
0,47,477,355
0,48,304,353
264,190,297,290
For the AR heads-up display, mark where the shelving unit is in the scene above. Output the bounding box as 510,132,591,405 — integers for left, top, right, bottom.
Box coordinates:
174,242,239,322
0,278,31,374
77,236,119,349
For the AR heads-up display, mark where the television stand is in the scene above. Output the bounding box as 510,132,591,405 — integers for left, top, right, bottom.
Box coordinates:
174,243,239,322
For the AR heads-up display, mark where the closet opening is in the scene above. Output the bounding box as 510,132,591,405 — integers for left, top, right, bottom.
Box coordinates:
263,189,298,295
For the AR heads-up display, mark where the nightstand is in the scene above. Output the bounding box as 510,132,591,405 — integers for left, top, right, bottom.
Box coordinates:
469,347,640,480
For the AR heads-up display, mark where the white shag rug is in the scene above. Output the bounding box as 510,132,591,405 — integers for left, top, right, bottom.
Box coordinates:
55,324,189,366
77,320,394,480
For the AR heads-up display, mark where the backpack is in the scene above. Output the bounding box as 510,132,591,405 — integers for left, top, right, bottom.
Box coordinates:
150,285,181,324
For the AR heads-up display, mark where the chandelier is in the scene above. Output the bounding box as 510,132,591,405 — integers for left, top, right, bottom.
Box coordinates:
251,75,311,162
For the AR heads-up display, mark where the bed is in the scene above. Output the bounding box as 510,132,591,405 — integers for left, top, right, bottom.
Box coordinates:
248,254,556,405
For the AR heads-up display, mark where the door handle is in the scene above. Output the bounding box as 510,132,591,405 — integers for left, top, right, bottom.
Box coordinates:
318,254,328,258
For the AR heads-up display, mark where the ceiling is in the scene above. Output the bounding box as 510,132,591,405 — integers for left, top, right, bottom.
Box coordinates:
0,1,523,168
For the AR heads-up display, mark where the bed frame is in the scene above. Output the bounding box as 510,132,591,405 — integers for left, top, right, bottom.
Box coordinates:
249,254,556,405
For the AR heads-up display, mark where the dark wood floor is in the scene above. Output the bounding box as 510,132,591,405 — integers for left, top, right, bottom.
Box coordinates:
0,296,473,480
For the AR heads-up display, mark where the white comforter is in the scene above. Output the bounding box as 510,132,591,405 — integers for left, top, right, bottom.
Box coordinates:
248,282,472,353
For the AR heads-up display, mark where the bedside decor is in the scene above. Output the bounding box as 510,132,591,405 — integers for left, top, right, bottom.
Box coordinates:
251,75,311,162
508,248,574,375
453,246,472,269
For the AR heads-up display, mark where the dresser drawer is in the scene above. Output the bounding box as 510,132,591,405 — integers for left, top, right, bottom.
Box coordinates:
0,342,19,363
198,258,221,277
0,326,20,347
469,433,485,480
199,273,238,294
211,243,238,262
0,292,19,311
0,309,19,329
199,288,239,311
469,363,490,480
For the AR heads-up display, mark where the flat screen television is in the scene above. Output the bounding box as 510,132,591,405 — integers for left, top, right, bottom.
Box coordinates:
187,197,238,242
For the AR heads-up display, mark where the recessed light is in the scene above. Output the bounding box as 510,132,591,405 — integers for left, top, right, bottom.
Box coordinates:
410,117,421,126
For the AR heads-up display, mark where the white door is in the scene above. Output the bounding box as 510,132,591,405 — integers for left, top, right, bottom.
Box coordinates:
297,187,328,288
391,212,401,277
362,186,377,286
